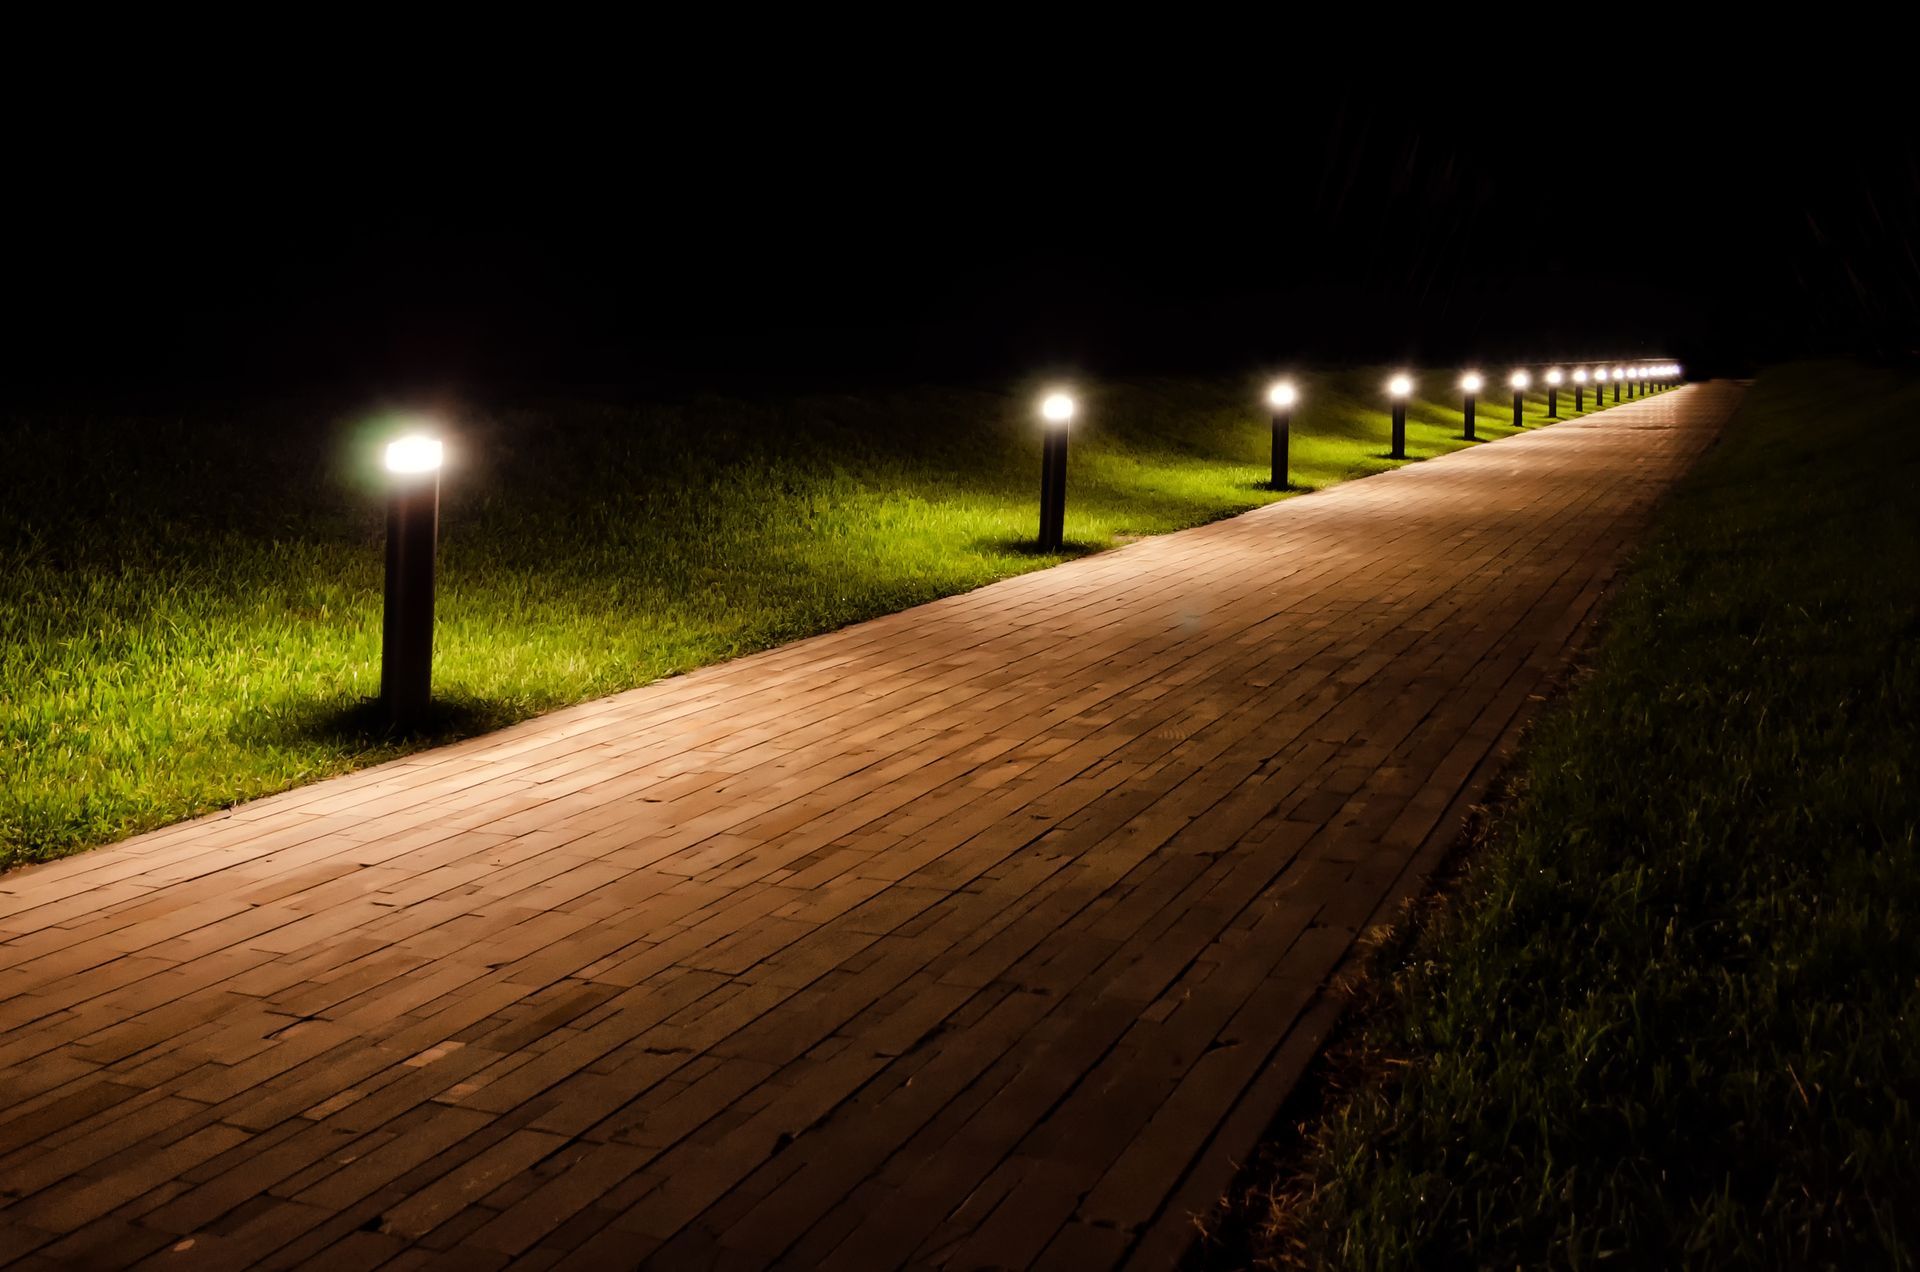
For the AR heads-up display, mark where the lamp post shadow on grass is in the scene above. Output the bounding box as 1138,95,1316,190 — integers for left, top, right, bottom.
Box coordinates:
274,693,521,749
971,535,1102,559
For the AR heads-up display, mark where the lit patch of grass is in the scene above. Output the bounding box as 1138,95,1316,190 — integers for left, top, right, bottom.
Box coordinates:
1203,363,1920,1269
0,369,1619,867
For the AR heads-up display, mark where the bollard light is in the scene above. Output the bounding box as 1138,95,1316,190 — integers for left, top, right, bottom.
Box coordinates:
1545,368,1563,418
1460,371,1483,440
1036,391,1075,551
382,432,443,730
1509,370,1530,429
1572,366,1589,412
1387,373,1412,458
1266,380,1297,490
1611,366,1624,403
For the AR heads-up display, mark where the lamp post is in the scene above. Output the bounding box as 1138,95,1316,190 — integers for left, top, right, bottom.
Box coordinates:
382,433,443,731
1509,370,1530,429
1612,367,1624,404
1460,371,1483,440
1266,380,1297,490
1036,391,1074,551
1572,367,1588,412
1388,373,1412,458
1545,368,1563,418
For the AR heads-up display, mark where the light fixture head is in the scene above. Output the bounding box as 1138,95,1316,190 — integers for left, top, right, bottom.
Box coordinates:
1040,392,1077,425
1573,368,1589,383
1460,371,1484,394
1387,373,1413,398
1266,380,1297,409
384,435,443,475
1612,366,1625,378
1509,370,1531,390
1545,368,1563,385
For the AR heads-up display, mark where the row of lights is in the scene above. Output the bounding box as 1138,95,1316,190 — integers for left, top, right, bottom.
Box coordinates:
373,362,1683,725
1035,362,1683,549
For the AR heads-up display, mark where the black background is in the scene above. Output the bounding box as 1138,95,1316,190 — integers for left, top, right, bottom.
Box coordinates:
8,43,1915,404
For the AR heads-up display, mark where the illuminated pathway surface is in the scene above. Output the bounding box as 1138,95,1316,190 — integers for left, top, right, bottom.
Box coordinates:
0,385,1739,1270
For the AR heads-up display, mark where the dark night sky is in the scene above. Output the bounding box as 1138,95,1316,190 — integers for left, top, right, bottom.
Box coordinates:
7,52,1915,402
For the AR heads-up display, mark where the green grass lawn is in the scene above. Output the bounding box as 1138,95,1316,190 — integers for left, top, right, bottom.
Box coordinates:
0,367,1629,869
1201,362,1920,1269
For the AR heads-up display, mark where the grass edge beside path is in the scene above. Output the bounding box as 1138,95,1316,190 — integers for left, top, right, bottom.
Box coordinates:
1195,362,1920,1269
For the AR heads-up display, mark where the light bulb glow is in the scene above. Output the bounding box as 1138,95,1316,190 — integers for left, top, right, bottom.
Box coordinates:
1509,370,1531,390
1388,374,1413,398
384,435,443,474
1545,368,1563,385
1040,392,1076,424
1266,381,1297,409
1573,368,1589,383
1612,366,1625,378
1460,372,1484,394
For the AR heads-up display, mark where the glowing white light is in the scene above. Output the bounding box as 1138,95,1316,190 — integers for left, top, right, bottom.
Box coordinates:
1040,392,1077,424
1266,381,1297,409
1460,371,1484,394
1545,368,1563,385
1509,370,1531,390
384,435,443,474
1612,366,1625,379
1573,368,1589,383
1594,368,1608,381
1388,374,1413,398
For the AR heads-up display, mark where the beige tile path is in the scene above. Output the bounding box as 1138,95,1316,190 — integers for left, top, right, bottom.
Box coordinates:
0,384,1739,1269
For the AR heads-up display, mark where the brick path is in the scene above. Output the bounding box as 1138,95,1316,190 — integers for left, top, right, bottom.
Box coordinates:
0,384,1739,1270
